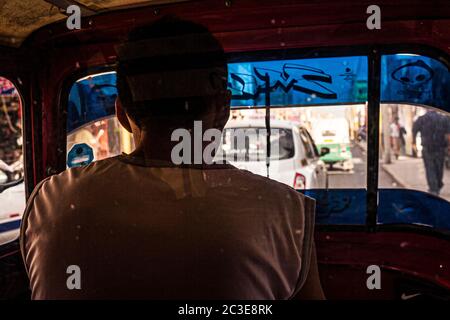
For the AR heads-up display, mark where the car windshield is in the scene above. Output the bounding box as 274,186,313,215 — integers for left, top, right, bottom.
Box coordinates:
322,130,336,137
216,127,295,162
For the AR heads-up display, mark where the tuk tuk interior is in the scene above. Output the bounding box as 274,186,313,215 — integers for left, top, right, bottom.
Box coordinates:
0,0,450,299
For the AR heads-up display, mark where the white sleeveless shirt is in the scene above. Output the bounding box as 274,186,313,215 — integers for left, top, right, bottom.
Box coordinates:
21,155,315,299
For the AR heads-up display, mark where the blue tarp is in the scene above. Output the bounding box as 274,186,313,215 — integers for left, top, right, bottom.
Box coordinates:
67,56,369,132
67,73,117,133
381,54,450,112
228,56,368,108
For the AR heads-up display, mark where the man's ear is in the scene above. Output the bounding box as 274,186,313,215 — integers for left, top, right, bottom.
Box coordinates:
214,89,231,129
115,97,132,133
224,89,231,105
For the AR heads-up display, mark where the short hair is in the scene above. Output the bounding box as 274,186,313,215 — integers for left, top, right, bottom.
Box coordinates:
116,16,227,127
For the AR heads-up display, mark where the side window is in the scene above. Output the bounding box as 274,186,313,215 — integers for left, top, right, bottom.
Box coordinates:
67,73,134,165
304,129,320,158
299,128,315,159
0,77,24,246
293,126,308,161
378,54,450,232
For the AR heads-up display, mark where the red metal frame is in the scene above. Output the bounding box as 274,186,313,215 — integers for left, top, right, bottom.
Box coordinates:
316,231,450,298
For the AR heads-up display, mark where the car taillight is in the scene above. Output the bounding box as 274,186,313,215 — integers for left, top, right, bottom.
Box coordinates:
9,213,20,218
293,173,306,190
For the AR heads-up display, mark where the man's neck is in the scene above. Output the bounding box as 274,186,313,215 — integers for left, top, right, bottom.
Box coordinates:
130,129,175,163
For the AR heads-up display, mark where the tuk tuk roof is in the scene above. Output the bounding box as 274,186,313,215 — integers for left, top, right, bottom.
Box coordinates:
0,0,450,48
0,0,188,47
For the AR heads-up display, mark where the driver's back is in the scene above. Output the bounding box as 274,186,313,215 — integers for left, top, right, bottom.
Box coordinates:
20,155,314,299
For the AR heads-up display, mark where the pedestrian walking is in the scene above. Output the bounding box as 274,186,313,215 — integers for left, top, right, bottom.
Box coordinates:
390,116,401,160
412,110,450,196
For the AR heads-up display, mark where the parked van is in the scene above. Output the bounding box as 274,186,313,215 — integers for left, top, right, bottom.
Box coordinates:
312,118,353,170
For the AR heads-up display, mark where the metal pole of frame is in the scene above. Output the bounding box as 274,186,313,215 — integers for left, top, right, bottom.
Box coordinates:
264,73,271,178
366,48,381,231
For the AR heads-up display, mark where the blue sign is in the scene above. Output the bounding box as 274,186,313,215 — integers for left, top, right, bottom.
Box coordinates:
68,72,117,133
67,143,94,168
67,57,368,133
228,56,368,108
381,54,450,113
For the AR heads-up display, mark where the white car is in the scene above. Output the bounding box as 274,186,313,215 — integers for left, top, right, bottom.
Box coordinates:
0,176,25,245
217,120,328,190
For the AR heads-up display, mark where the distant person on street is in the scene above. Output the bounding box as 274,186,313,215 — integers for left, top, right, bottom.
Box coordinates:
399,124,407,156
390,116,401,160
412,110,450,196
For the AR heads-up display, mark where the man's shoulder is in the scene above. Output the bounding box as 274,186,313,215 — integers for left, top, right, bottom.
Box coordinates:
37,156,120,193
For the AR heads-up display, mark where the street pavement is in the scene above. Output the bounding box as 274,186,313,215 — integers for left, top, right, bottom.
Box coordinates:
329,141,450,202
381,155,450,201
328,142,397,189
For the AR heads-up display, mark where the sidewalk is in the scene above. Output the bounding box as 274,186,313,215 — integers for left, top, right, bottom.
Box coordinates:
355,140,367,152
381,155,450,202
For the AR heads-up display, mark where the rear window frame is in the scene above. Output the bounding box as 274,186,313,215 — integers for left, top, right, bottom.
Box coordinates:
219,126,296,162
57,44,450,239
